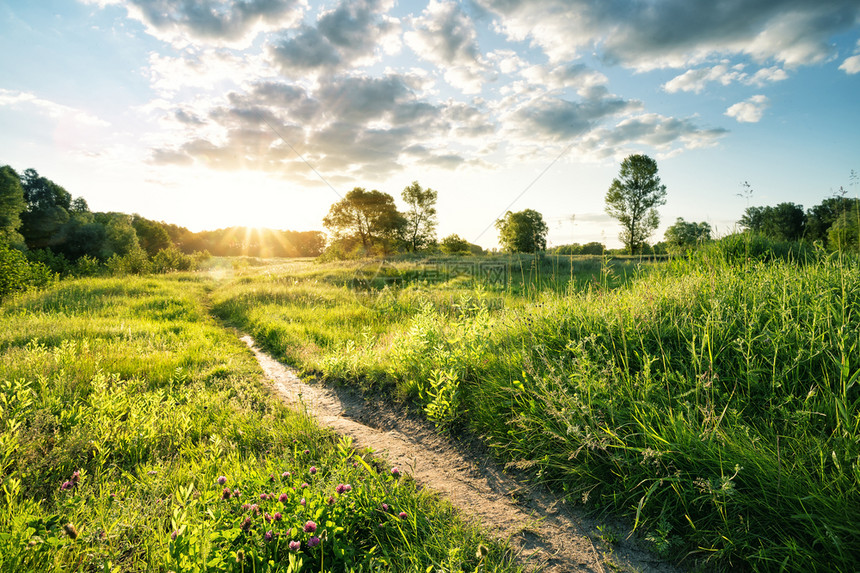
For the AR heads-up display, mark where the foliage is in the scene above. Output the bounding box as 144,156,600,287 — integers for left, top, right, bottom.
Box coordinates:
495,209,548,253
0,165,25,244
0,241,56,299
739,202,805,241
605,154,667,254
663,217,711,253
828,209,860,251
401,181,438,252
439,234,472,255
550,242,606,256
19,168,72,250
323,188,405,254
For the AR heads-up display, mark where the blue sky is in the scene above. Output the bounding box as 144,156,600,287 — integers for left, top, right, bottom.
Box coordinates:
1,0,859,249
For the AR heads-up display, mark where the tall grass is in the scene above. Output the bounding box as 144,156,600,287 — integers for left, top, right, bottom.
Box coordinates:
213,249,860,570
0,275,520,572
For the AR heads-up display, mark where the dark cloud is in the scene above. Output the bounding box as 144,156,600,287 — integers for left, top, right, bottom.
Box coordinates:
267,0,397,74
579,113,729,156
477,0,860,69
510,95,638,140
122,0,304,45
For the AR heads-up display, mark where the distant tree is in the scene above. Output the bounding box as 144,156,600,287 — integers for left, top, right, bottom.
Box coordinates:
440,234,472,255
401,181,437,252
0,165,25,244
805,194,860,247
97,213,141,258
323,188,405,253
664,217,711,253
495,209,548,253
132,215,172,256
739,202,805,242
605,154,667,254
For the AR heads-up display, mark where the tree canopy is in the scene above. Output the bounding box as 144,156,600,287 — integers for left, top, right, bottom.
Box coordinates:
664,218,711,253
323,188,405,254
605,154,667,254
495,209,548,253
0,165,25,244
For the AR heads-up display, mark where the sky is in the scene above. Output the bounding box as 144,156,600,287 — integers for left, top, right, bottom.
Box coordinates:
1,0,859,250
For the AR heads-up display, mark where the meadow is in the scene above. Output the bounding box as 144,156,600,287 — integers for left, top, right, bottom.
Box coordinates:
210,247,860,571
0,275,520,572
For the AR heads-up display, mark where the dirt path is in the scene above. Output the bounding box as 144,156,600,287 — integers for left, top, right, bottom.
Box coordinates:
243,335,681,573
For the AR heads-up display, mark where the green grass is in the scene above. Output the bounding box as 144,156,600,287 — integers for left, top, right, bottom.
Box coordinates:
0,274,521,572
211,250,860,571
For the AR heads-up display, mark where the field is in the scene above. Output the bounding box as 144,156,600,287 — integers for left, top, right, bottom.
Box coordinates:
210,249,860,571
2,246,859,571
0,274,519,572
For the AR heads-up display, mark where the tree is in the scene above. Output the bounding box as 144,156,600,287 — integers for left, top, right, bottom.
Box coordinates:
440,234,471,255
739,202,805,241
0,165,25,244
132,215,172,256
664,217,711,253
828,209,860,251
495,209,548,253
323,188,405,253
19,168,72,250
605,154,667,254
401,181,437,252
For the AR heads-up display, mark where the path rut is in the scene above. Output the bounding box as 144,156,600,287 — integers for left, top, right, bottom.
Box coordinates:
243,335,680,573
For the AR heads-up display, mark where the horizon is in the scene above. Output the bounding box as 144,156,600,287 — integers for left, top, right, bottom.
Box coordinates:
1,0,859,249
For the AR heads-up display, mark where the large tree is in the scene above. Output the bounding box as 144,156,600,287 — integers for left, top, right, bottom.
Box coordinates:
19,168,72,250
495,209,548,253
323,188,405,253
401,181,437,252
0,165,25,244
605,154,667,254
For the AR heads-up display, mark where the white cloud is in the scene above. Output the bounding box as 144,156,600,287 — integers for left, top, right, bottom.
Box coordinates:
0,89,110,127
663,63,788,93
840,55,860,74
725,95,770,123
404,0,491,94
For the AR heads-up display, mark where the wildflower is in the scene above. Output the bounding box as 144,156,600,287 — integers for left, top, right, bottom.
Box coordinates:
241,517,252,532
64,523,78,539
269,474,276,482
148,470,157,475
300,498,306,506
222,488,232,500
327,496,335,505
273,512,283,521
381,503,389,511
265,513,272,523
264,531,273,542
309,466,317,475
344,484,352,492
303,520,317,533
336,484,346,494
60,481,74,491
259,493,268,501
300,482,308,489
282,471,291,479
233,489,241,498
278,492,289,503
308,536,320,548
217,476,227,485
399,512,407,519
289,540,301,552
303,449,310,455
71,470,81,483
241,503,251,511
391,467,400,478
171,530,179,540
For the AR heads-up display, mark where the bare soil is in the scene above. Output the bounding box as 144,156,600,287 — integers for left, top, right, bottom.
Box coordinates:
243,335,682,573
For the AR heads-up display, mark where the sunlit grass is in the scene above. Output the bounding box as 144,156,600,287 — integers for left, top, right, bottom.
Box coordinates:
0,275,520,572
212,250,860,571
